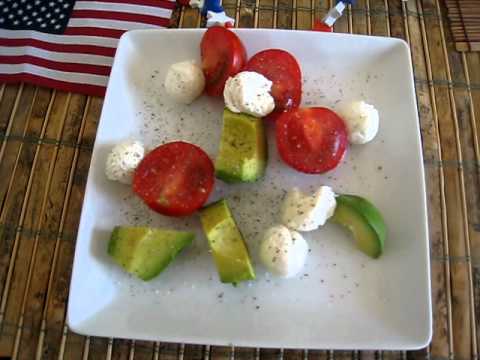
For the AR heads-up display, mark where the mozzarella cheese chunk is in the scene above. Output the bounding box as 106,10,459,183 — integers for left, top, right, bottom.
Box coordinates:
281,186,336,232
105,140,144,185
224,71,275,117
164,60,205,104
259,225,309,278
338,101,379,144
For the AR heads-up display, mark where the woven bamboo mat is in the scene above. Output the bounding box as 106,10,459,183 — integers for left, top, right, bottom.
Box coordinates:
0,0,479,358
445,0,480,52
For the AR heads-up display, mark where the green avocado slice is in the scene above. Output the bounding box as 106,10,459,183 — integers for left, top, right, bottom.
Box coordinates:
108,226,194,281
200,199,256,284
215,108,268,183
330,195,386,258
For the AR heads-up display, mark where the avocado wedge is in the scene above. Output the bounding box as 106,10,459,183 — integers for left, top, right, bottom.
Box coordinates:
215,108,268,183
330,195,386,258
108,226,194,280
200,199,256,284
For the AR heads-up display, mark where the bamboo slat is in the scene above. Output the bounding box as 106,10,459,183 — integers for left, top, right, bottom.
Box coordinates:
462,48,480,360
403,1,450,359
352,0,368,35
2,88,60,359
0,1,478,359
333,0,349,33
283,349,303,360
387,0,408,41
445,0,480,52
419,0,476,358
370,0,390,36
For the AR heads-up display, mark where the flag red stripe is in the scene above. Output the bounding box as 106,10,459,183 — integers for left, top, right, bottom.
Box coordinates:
0,73,106,97
63,27,126,39
70,10,171,27
78,0,176,10
0,38,116,57
0,55,111,76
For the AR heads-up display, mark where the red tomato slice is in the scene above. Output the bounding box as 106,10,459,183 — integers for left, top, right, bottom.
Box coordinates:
133,141,215,217
244,49,302,113
201,26,247,97
276,107,348,174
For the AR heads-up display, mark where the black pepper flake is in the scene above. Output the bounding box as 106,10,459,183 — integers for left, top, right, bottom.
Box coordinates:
256,306,260,310
218,292,224,299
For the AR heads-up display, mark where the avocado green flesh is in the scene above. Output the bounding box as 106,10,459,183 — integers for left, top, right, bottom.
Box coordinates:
200,199,256,283
108,226,194,281
331,195,386,258
215,109,267,183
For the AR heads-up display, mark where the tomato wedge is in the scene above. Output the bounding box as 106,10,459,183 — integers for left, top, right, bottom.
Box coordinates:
133,141,215,217
201,26,247,97
244,49,302,114
276,107,348,174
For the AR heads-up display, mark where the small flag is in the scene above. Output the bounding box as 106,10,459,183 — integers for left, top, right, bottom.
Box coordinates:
0,0,175,97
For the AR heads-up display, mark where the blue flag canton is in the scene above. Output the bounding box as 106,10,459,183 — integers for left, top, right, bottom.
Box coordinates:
0,0,76,34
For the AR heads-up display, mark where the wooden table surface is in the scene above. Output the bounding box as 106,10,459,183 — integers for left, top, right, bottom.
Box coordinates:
0,0,479,359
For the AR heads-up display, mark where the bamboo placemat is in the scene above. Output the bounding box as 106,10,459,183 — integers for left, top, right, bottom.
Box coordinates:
0,0,479,358
446,0,480,52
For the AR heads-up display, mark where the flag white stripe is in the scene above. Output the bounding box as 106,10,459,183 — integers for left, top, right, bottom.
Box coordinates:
74,1,172,19
0,46,114,67
0,29,119,48
0,63,108,87
67,18,162,30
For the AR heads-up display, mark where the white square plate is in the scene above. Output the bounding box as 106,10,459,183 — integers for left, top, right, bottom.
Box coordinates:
67,29,431,350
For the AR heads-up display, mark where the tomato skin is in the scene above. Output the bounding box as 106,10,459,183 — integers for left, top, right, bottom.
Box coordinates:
275,107,348,174
244,49,302,113
133,141,215,217
200,27,247,97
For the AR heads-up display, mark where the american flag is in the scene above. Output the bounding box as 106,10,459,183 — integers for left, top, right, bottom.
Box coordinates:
0,0,175,97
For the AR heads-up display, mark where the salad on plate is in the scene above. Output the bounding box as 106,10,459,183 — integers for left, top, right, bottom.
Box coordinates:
104,26,386,285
